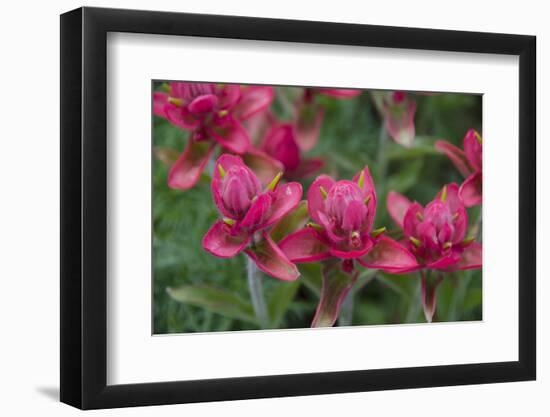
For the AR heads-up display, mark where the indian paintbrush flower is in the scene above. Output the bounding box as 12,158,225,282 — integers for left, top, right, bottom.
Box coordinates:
154,83,274,191
435,129,483,207
387,184,482,321
202,154,302,281
278,168,418,326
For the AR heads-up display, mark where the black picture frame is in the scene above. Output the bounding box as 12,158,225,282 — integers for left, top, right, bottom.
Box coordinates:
60,6,536,410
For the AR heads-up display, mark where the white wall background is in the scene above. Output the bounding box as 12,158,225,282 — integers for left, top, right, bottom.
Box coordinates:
0,0,545,415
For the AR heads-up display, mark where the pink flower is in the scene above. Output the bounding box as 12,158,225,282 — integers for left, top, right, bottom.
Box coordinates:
202,155,302,281
387,184,482,272
154,83,274,191
435,129,482,207
382,91,416,147
387,185,482,322
279,168,417,327
260,123,324,180
279,168,418,272
294,88,361,152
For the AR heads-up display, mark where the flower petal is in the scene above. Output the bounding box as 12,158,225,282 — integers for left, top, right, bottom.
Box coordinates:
421,273,443,323
460,172,482,207
202,221,251,258
311,261,357,327
188,94,219,114
278,227,332,263
263,182,303,228
463,129,482,171
426,253,461,270
233,86,274,120
270,200,310,243
307,175,335,224
385,99,416,148
435,140,472,178
245,231,300,281
437,183,463,214
261,124,301,171
456,242,482,270
387,191,412,229
295,103,324,152
238,193,272,232
402,202,424,237
164,104,199,129
153,92,169,118
217,84,242,110
358,236,419,273
353,166,377,229
287,158,324,179
209,117,251,154
167,140,214,191
242,148,284,186
330,237,374,260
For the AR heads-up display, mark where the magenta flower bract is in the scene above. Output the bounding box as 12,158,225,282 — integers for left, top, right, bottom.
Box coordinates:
279,167,418,271
382,91,416,148
154,83,274,191
202,155,302,281
260,123,324,180
387,184,482,272
435,129,482,207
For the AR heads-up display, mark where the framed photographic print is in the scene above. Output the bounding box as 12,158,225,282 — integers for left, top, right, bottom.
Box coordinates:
60,6,536,409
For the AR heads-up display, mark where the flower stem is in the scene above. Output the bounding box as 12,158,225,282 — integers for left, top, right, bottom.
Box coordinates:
246,257,270,329
377,125,389,197
338,291,354,326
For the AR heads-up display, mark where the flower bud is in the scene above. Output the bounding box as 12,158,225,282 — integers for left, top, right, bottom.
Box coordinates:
220,164,261,219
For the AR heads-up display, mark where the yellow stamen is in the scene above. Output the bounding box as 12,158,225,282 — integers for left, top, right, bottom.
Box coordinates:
357,170,365,189
441,185,448,203
409,236,421,247
168,97,183,107
443,242,452,250
364,195,372,206
267,172,283,191
218,109,228,117
319,186,328,199
307,222,323,232
223,217,235,226
217,164,226,179
371,227,386,238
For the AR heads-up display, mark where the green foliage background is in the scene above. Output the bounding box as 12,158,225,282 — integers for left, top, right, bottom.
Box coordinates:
153,84,482,334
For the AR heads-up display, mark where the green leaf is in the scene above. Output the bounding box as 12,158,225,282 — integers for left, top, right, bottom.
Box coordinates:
268,281,301,327
298,263,323,296
387,158,424,194
377,273,416,300
312,261,357,327
353,268,377,294
167,285,258,324
270,200,309,242
464,288,483,312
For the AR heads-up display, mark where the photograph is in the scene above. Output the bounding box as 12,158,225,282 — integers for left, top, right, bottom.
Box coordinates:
152,81,483,333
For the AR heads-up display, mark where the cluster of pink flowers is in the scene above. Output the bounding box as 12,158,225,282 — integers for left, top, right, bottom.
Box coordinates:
154,82,482,326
